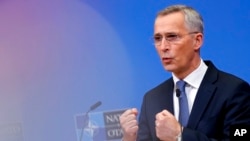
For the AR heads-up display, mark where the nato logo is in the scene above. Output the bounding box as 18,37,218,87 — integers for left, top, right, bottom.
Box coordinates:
75,109,126,141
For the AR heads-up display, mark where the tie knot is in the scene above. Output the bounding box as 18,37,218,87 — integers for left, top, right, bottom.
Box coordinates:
176,80,186,92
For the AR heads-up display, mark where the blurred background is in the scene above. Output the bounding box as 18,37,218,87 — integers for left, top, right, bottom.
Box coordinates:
0,0,249,141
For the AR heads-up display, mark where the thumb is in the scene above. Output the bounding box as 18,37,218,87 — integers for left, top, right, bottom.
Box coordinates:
131,108,138,116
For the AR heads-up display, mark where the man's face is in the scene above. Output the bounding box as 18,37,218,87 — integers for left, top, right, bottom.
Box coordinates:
154,12,202,77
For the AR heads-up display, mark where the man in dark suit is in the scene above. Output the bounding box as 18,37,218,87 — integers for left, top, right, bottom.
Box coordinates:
119,4,250,141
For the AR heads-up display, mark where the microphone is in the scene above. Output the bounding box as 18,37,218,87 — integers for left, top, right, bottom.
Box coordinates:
176,88,181,97
79,101,102,141
89,101,102,112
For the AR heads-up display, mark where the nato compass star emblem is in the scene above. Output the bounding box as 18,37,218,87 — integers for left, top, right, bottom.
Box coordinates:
83,120,99,137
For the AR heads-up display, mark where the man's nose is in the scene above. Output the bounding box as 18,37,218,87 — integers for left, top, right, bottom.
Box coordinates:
159,39,170,51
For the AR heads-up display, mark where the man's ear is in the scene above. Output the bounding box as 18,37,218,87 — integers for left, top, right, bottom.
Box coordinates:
194,33,203,51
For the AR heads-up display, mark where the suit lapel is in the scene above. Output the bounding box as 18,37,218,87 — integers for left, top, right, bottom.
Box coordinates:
157,78,175,115
165,80,174,114
187,61,218,129
188,83,216,128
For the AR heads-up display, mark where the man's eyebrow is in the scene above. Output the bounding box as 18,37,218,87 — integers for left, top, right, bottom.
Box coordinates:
165,32,178,35
154,32,178,36
154,33,162,36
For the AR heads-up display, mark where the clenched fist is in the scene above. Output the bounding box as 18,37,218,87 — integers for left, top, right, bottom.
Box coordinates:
119,108,138,141
155,110,181,141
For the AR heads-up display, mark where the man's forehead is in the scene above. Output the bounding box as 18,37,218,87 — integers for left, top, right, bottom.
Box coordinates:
154,12,185,34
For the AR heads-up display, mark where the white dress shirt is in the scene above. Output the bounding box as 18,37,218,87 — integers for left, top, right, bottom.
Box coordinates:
172,59,208,121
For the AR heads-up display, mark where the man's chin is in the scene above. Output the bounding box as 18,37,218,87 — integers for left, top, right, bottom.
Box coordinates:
163,65,175,72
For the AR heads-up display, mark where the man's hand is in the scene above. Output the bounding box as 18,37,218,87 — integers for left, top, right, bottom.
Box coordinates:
119,108,138,141
155,110,181,141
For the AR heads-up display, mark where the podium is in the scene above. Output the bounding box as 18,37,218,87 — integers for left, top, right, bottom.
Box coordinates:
75,109,126,141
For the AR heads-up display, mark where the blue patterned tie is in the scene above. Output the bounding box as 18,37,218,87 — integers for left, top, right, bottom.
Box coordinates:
176,80,189,127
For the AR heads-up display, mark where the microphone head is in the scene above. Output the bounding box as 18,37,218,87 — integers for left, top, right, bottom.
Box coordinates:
176,89,181,97
90,101,102,111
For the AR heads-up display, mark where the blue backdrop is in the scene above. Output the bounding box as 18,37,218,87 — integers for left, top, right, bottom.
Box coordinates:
0,0,249,141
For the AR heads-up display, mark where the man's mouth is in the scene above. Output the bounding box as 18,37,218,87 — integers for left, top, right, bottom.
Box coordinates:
162,57,172,63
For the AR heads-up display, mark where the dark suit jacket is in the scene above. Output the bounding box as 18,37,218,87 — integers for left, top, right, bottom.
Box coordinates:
137,61,250,141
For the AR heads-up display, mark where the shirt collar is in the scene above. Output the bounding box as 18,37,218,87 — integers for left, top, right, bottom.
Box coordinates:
172,59,208,89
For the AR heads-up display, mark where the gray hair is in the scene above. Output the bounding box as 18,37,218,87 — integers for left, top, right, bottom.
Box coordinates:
157,5,204,34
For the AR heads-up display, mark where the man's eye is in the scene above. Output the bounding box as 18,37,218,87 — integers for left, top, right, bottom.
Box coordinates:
166,34,178,41
154,36,162,42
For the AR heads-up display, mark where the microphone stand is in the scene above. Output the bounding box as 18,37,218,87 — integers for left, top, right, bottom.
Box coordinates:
79,101,102,141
